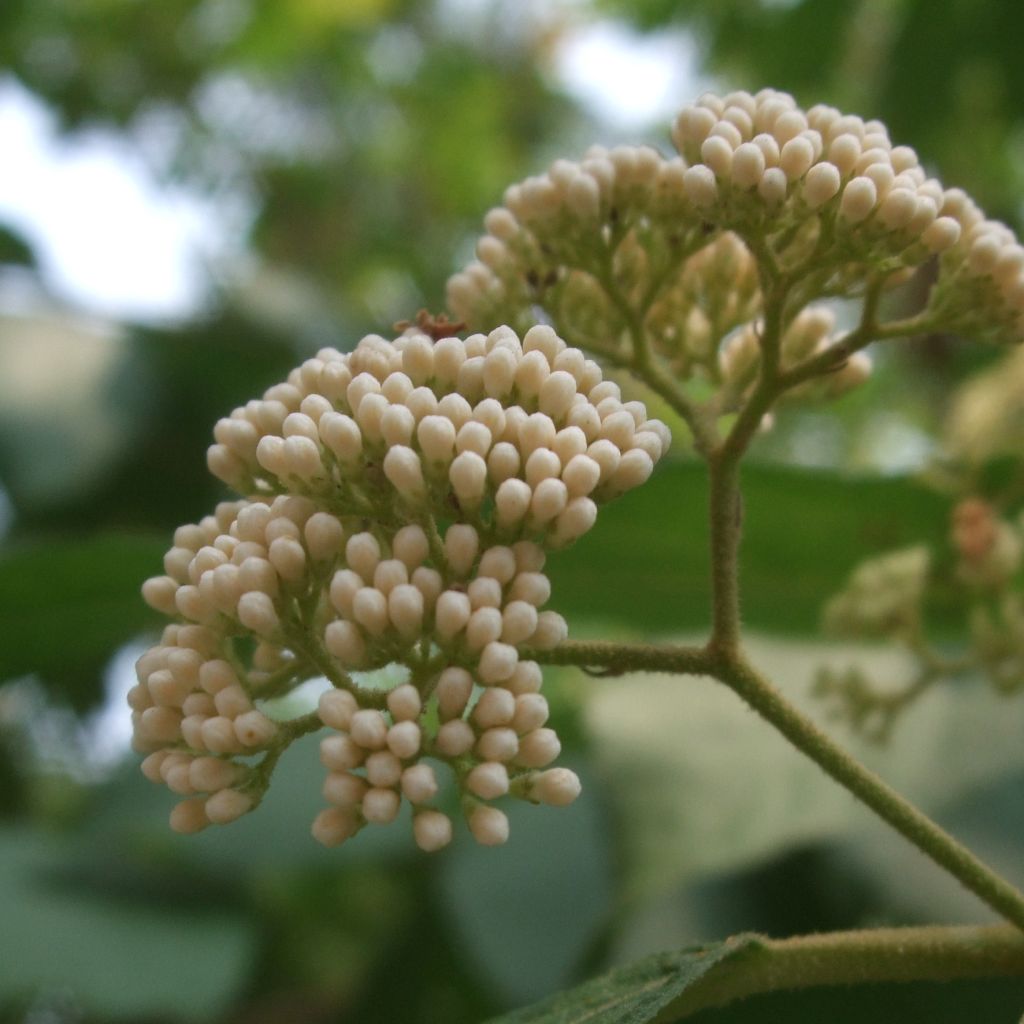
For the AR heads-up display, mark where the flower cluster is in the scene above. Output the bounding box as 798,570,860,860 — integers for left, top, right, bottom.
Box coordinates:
134,326,667,849
818,498,1024,738
448,88,1024,411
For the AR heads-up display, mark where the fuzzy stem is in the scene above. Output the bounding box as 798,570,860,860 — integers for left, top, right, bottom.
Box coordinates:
661,925,1024,1019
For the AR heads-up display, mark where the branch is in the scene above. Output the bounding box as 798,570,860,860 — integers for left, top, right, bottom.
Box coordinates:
525,640,713,677
666,925,1024,1019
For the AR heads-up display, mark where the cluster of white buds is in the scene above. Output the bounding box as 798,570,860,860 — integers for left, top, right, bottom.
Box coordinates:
951,498,1023,589
135,325,665,848
448,88,1024,424
720,305,871,401
823,546,930,639
206,325,668,550
129,621,279,833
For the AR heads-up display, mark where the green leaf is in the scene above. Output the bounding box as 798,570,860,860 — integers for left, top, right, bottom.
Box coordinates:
437,759,615,1007
585,635,1024,906
550,462,948,636
0,533,165,705
0,825,256,1020
486,936,756,1024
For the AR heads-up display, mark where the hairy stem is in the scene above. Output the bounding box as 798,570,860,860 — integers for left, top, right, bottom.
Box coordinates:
663,925,1024,1019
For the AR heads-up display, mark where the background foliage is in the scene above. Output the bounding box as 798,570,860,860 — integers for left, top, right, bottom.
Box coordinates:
2,1,1024,1021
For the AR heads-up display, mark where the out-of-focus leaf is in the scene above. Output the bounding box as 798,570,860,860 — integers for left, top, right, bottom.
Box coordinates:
0,533,164,705
0,826,256,1020
585,635,1024,905
486,935,755,1024
0,224,36,267
550,463,948,635
438,759,615,1008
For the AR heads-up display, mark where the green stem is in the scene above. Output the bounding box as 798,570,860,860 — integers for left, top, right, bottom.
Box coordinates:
526,640,713,676
662,925,1024,1019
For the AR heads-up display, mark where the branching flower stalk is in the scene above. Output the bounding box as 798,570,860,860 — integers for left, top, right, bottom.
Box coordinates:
134,87,1024,1003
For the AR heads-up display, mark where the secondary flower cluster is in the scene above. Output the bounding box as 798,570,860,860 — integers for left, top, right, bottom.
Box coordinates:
817,498,1024,738
134,326,667,849
447,88,1024,408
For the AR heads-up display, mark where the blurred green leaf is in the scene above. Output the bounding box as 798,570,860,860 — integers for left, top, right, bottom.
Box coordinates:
0,532,164,706
585,635,1024,906
0,826,256,1020
550,462,948,635
487,935,755,1024
438,759,615,1008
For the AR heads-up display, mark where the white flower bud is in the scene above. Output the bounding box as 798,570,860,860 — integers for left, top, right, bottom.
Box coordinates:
522,324,561,362
758,167,788,204
350,709,389,750
529,478,568,524
779,136,814,181
561,453,601,500
532,767,582,806
214,684,251,718
430,336,464,384
436,667,474,720
922,216,961,252
483,345,518,397
388,583,425,638
610,448,655,492
237,591,280,636
839,176,878,223
507,660,543,695
413,810,453,852
512,693,549,734
383,445,427,501
319,412,363,463
324,620,367,666
515,350,551,399
268,536,306,584
392,525,429,569
255,435,288,478
467,762,510,800
516,727,561,768
304,512,345,561
380,403,416,447
402,762,439,804
311,807,359,847
553,497,598,544
476,726,518,762
531,610,568,649
478,641,518,683
417,415,457,464
510,571,551,607
365,749,403,787
468,805,509,846
473,686,516,728
234,710,278,747
353,587,389,635
198,659,237,695
320,733,364,771
402,336,435,385
205,788,253,825
450,451,488,507
468,576,503,609
538,370,578,419
525,447,561,487
456,420,492,457
387,683,422,722
467,607,503,650
731,142,765,188
381,371,414,404
362,787,401,824
142,576,179,615
436,590,472,640
346,533,381,581
488,441,521,484
387,720,421,759
879,189,920,230
406,385,439,420
803,162,841,207
374,558,408,595
412,566,443,606
189,756,241,793
501,600,539,644
323,770,368,807
318,688,358,730
445,524,479,576
170,798,210,834
437,718,476,756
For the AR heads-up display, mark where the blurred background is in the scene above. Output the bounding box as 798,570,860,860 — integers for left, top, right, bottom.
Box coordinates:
3,1,1024,1021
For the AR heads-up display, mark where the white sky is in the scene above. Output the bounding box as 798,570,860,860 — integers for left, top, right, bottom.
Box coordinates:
0,16,698,322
